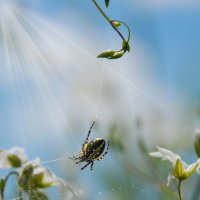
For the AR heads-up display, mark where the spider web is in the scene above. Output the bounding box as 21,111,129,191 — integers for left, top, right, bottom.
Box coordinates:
0,1,165,200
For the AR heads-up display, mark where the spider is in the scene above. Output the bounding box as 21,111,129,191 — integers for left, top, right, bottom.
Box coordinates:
69,121,109,171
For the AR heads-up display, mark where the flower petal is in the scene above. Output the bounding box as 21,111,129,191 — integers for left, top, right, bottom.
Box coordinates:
0,147,28,169
32,167,56,188
149,146,179,166
167,174,178,192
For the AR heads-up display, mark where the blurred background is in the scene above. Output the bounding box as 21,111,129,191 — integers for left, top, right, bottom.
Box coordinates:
0,0,200,199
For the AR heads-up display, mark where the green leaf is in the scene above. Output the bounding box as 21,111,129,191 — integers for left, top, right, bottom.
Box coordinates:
109,51,124,59
97,49,116,58
105,0,110,7
7,154,21,168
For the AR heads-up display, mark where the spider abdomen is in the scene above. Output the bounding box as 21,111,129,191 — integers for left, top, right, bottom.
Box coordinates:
70,121,109,170
86,138,106,160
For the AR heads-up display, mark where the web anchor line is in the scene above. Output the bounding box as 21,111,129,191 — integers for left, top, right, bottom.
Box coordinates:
40,155,70,165
95,59,105,120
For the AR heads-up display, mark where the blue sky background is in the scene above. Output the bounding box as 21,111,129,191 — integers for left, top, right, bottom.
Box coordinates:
0,0,200,199
17,0,200,102
0,0,200,169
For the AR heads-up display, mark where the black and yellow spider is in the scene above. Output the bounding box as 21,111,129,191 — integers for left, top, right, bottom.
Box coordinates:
69,121,109,171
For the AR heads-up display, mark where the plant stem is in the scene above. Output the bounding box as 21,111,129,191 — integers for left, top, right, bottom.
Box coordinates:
92,0,111,22
0,188,3,200
111,20,131,50
92,0,130,52
178,180,182,200
1,171,23,200
110,20,126,42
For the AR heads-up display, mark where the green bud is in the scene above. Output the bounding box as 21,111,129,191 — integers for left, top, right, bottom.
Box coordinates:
112,21,122,28
104,0,110,7
18,164,34,190
32,173,53,188
109,51,124,59
194,131,200,158
7,154,22,168
97,49,116,58
122,40,130,52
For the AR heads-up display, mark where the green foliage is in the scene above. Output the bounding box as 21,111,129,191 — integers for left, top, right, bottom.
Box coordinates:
108,124,125,152
137,137,149,156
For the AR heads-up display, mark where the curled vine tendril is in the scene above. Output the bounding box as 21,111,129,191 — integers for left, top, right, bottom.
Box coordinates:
92,0,131,59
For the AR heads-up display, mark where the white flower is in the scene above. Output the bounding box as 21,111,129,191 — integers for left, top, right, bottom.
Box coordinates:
32,166,56,188
0,147,28,169
21,157,40,169
167,173,178,191
150,146,200,191
149,145,179,166
18,158,82,199
18,158,57,189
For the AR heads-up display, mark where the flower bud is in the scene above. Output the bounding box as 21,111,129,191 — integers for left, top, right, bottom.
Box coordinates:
112,21,122,28
18,164,34,190
7,154,22,168
32,167,55,188
173,158,199,180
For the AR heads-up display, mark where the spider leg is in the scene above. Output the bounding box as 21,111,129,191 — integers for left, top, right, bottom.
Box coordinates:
81,162,91,170
96,140,109,161
69,156,82,162
68,156,79,160
90,162,94,171
75,158,85,164
85,121,95,142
